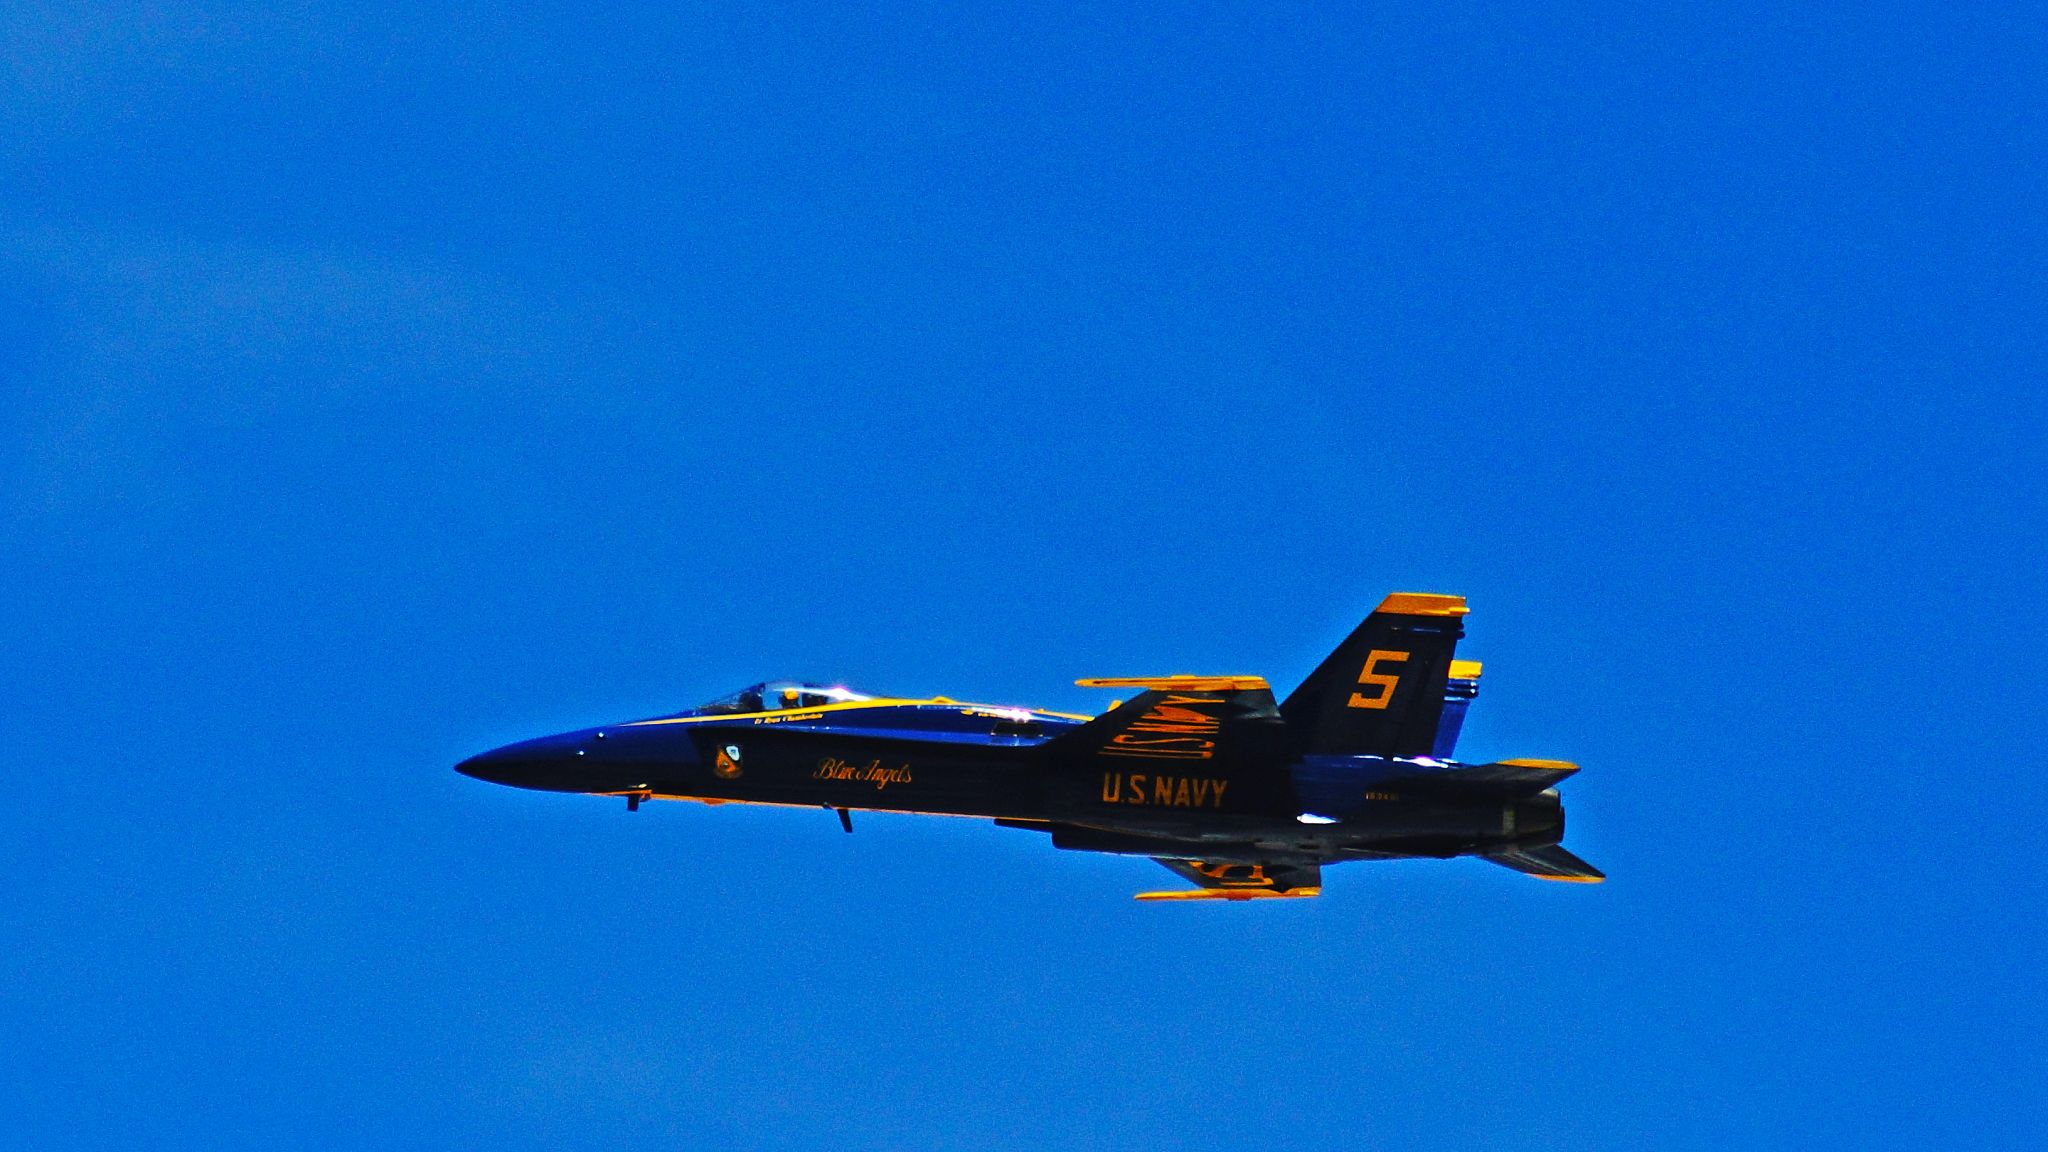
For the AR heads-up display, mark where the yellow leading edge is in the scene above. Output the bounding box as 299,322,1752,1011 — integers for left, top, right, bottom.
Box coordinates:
1495,757,1580,775
626,696,1094,726
1133,888,1323,902
1075,675,1271,691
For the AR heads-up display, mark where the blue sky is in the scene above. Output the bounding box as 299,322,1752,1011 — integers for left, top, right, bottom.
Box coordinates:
3,3,2043,1148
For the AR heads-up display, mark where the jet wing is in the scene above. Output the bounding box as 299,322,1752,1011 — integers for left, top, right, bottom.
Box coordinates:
1054,680,1283,764
1135,858,1322,901
1482,844,1605,883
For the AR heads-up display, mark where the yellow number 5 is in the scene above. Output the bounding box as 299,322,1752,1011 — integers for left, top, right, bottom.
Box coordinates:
1347,649,1410,710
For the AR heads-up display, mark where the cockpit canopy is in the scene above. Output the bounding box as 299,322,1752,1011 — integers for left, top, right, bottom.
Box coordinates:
694,681,874,715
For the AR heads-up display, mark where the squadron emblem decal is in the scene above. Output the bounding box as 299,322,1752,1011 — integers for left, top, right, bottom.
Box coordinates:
714,744,744,779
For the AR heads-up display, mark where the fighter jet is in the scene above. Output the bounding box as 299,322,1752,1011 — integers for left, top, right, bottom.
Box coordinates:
457,592,1602,900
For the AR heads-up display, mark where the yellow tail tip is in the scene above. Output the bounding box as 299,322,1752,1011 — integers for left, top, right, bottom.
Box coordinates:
1375,592,1469,617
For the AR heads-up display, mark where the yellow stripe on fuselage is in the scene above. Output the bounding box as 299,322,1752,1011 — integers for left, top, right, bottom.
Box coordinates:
594,790,1022,820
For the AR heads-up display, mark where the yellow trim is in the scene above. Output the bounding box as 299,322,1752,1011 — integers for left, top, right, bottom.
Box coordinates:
1075,675,1271,692
1134,887,1322,901
1496,758,1579,774
603,790,1015,821
626,697,1093,727
625,697,926,726
1375,592,1469,617
1533,873,1605,884
1449,659,1484,679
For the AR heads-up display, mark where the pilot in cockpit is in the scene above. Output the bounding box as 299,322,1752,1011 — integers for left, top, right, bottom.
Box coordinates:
695,681,872,715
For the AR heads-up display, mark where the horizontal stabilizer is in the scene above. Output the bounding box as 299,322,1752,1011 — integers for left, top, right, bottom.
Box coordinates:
1483,844,1605,883
1406,758,1579,797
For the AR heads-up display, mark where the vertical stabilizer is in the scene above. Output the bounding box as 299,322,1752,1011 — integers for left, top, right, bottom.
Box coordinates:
1279,593,1468,758
1432,660,1483,758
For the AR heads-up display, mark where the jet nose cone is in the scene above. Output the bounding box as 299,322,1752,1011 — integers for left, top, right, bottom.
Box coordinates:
454,736,569,790
454,731,621,793
455,746,525,785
